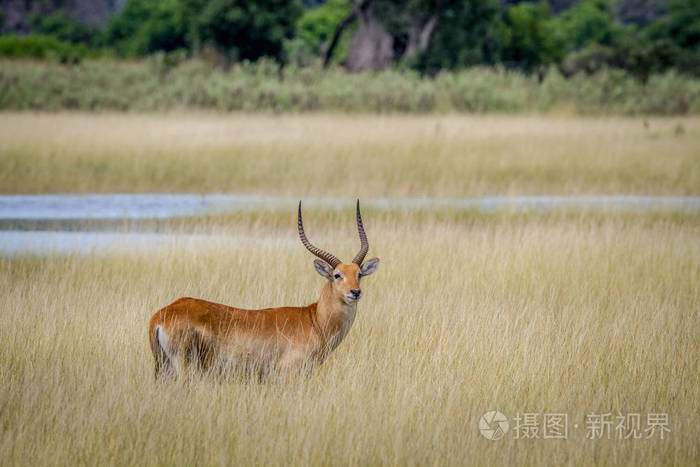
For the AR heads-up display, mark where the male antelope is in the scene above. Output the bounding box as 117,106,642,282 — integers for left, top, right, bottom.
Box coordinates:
148,200,379,380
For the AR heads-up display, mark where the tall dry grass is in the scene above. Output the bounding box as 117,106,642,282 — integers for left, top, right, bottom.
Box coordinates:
1,212,698,465
1,113,699,195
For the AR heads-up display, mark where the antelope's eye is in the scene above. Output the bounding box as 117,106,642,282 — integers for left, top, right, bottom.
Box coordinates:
334,273,342,280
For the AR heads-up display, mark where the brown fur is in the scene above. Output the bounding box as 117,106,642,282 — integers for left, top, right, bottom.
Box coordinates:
148,262,374,380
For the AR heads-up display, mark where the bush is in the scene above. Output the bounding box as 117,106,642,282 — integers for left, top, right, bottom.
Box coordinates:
497,1,566,72
181,0,302,62
561,44,619,77
561,35,690,82
0,35,93,63
104,0,187,56
556,0,623,50
645,0,700,51
615,35,682,81
0,58,697,114
29,13,101,46
416,0,501,72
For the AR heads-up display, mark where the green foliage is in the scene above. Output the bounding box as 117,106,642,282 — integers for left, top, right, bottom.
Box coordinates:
1,58,698,114
104,0,186,56
556,0,623,49
0,35,93,63
642,0,700,75
291,0,352,64
28,13,101,46
0,0,696,77
616,35,682,79
414,0,695,77
556,0,697,80
615,0,667,26
371,0,437,36
550,0,697,79
416,0,501,71
181,0,302,62
560,43,618,76
132,1,187,55
104,0,155,48
645,0,700,51
497,1,566,71
369,0,464,60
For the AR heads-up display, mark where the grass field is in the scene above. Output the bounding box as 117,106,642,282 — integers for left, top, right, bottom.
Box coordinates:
0,113,699,465
0,113,699,196
1,212,698,465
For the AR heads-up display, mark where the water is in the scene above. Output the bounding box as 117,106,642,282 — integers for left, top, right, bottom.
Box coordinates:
0,194,275,219
1,194,699,220
0,231,195,255
1,194,698,255
0,231,290,256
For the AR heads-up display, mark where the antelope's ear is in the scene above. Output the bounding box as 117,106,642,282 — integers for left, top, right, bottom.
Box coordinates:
359,258,379,277
313,260,333,280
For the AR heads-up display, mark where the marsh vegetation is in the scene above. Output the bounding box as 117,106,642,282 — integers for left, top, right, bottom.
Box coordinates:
1,113,698,195
1,210,698,464
0,113,698,465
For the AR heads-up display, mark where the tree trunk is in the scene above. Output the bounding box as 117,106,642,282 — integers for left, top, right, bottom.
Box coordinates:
345,2,394,72
323,10,357,68
402,13,440,61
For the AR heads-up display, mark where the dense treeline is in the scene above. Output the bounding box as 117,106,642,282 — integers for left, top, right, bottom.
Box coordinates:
0,0,698,80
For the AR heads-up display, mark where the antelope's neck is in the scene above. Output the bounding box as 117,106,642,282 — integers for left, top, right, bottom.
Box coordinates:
315,282,358,354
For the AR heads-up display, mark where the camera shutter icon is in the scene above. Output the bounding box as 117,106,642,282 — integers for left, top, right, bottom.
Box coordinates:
479,411,509,440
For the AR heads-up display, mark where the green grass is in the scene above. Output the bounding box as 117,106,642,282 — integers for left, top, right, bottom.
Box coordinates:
1,113,699,195
0,212,698,465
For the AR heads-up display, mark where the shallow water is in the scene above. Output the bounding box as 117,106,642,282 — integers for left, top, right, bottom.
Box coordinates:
1,194,699,220
0,231,190,255
0,231,295,256
0,194,272,219
1,194,698,255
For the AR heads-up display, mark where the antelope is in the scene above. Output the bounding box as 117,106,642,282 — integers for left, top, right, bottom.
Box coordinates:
148,200,379,381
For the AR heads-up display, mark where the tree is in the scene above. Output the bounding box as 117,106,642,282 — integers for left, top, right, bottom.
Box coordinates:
343,0,394,71
104,0,186,55
557,0,623,50
293,0,352,64
615,0,667,26
180,0,302,62
414,0,501,71
29,12,101,46
324,0,455,71
642,0,699,75
645,0,700,51
497,1,566,72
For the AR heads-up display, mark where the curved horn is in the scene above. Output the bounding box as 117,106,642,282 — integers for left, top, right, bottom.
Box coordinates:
298,201,341,268
352,199,369,265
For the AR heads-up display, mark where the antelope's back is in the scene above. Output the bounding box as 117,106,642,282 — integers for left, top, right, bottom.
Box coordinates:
148,297,320,355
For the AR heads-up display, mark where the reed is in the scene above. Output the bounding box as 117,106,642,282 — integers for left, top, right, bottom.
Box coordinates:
0,212,697,465
1,113,698,195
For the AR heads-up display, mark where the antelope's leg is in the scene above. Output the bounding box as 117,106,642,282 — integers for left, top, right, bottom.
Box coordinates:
276,350,308,379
